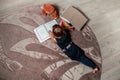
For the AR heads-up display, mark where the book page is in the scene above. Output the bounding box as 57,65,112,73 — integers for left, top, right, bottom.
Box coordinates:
34,25,50,43
44,20,57,31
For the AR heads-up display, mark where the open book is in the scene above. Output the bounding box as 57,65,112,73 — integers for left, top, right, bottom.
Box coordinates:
34,20,57,43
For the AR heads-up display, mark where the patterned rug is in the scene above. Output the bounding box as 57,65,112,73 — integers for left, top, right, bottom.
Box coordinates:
0,5,102,80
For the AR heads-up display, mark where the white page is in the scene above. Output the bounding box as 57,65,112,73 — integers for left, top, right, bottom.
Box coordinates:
34,25,50,43
44,20,57,31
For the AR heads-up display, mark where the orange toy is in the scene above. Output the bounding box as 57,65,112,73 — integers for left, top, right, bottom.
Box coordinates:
41,3,58,19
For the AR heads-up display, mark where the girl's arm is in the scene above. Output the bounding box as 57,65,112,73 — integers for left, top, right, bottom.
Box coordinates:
48,31,57,43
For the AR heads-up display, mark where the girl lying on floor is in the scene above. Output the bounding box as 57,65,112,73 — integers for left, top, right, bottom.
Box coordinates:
48,24,99,73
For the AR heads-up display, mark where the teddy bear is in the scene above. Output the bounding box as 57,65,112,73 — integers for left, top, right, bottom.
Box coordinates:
41,3,58,19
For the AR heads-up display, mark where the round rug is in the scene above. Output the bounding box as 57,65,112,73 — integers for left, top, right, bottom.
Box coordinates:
0,5,102,80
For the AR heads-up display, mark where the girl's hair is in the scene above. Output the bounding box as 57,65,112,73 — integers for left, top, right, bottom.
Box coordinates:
52,24,65,37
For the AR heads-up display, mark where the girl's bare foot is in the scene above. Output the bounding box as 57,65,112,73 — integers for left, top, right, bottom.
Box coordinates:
92,67,99,73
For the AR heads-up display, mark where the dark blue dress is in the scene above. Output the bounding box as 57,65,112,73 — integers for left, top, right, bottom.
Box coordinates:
56,34,96,69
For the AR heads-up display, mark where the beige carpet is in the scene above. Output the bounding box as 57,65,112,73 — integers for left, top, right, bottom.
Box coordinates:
0,5,102,80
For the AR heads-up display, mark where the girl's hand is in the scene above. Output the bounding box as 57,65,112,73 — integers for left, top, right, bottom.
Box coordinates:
48,31,56,43
48,31,52,35
48,31,54,37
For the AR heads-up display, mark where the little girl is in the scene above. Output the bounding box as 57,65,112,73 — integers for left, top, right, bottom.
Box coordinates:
49,24,99,73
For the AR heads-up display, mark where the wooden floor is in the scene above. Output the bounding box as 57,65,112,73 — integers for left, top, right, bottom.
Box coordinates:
0,0,120,80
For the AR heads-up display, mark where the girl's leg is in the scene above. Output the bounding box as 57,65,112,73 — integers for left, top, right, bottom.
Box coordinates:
78,55,97,69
